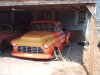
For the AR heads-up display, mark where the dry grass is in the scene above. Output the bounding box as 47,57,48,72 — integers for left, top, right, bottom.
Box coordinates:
52,46,100,75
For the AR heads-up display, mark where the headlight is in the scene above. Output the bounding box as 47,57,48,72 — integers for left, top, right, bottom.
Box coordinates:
43,44,48,49
11,41,17,47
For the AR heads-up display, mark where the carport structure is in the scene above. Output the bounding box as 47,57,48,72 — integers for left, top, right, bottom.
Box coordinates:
0,0,95,41
0,0,96,75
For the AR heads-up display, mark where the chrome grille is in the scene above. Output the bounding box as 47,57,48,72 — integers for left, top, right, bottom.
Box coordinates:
17,46,44,53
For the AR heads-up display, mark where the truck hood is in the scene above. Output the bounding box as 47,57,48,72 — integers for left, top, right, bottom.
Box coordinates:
20,31,55,41
13,31,56,46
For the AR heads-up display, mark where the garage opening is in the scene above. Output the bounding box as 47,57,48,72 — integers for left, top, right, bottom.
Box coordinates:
0,4,91,52
0,5,90,42
0,2,96,75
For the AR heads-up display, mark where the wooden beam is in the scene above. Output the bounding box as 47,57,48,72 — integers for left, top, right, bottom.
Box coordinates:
86,4,96,18
89,14,95,75
0,0,96,6
87,5,95,75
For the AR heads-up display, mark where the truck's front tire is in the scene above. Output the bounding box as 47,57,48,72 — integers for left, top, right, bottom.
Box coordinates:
0,40,9,53
52,47,62,60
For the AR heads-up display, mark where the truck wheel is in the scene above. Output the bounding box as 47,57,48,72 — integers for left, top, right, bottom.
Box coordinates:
65,36,70,47
52,47,62,60
66,40,70,47
1,40,9,53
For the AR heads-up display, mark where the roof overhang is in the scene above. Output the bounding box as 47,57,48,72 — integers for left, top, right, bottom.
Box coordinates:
0,0,95,11
0,4,93,11
0,0,96,6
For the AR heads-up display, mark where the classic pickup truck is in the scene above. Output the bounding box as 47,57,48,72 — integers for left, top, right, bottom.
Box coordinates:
11,20,71,59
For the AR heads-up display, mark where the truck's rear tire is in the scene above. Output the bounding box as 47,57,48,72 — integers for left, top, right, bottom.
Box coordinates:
66,40,70,47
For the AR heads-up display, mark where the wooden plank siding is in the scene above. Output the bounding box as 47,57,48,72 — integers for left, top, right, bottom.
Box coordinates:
0,0,96,6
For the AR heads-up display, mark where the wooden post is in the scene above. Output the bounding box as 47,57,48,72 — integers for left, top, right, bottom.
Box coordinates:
11,12,15,24
89,15,95,75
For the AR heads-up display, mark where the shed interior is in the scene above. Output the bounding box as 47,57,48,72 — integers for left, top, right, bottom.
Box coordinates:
0,4,91,42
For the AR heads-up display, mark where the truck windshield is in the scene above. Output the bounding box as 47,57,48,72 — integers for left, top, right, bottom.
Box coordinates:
31,23,55,32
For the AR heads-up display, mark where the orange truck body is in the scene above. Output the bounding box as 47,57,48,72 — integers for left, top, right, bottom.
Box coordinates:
11,20,71,59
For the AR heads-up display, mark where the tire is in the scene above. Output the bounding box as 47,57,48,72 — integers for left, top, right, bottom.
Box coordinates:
66,41,70,47
52,48,57,59
65,37,71,47
1,40,9,53
52,47,62,60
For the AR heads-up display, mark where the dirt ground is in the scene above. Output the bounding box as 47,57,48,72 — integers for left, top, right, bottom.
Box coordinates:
53,43,100,75
0,42,100,75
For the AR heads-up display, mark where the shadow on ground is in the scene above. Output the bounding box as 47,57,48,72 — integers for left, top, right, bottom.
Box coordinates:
61,41,89,75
